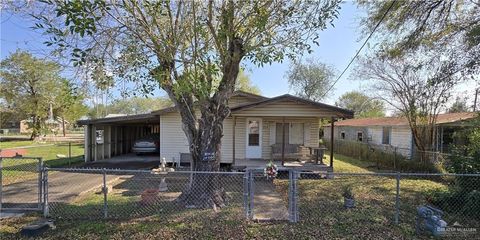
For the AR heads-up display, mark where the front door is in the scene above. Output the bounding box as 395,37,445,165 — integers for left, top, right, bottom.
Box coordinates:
246,118,262,158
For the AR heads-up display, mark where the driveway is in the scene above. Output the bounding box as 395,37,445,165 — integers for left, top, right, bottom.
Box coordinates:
1,171,119,210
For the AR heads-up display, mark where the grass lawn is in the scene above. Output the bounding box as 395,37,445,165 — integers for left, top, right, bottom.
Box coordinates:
0,140,39,149
1,153,478,239
1,143,84,185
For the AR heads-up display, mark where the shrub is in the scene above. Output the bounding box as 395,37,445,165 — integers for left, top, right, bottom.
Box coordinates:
463,190,480,219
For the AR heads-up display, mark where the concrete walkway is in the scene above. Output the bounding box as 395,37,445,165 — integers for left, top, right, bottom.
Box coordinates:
253,179,289,221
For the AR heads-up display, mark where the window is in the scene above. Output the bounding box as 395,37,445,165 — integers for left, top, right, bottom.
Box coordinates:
341,132,346,140
248,120,260,146
382,127,391,145
357,132,363,142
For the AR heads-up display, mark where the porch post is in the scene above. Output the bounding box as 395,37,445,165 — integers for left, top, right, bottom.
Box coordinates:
330,117,335,168
232,116,236,166
282,117,286,166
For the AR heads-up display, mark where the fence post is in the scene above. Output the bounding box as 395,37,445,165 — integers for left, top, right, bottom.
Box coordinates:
102,168,108,219
248,170,254,220
288,170,299,223
394,172,400,224
43,167,49,217
68,142,72,166
38,158,43,210
0,157,3,213
243,170,249,219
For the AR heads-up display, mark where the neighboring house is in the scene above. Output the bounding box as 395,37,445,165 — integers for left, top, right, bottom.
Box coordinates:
78,91,353,168
20,117,69,134
324,112,477,158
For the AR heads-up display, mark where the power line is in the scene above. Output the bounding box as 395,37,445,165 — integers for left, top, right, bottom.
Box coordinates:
321,0,397,99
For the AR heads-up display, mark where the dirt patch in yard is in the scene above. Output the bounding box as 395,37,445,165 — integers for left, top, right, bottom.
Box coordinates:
0,149,28,157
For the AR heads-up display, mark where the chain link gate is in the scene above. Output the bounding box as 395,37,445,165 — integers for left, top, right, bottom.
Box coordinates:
243,169,298,222
0,156,43,211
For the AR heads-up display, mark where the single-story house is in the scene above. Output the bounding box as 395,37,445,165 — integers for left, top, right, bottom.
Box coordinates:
323,112,477,158
78,91,353,169
20,117,69,134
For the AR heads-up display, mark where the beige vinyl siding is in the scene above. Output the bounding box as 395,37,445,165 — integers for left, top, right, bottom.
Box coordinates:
233,100,341,117
390,126,412,157
220,117,234,163
160,112,190,163
368,127,383,145
234,117,246,160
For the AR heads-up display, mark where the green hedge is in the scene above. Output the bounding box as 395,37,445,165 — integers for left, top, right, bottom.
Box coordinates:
325,140,441,173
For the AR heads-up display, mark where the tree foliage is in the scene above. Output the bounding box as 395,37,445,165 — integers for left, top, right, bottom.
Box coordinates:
0,51,86,138
335,91,385,118
358,0,480,75
448,96,470,113
88,96,172,118
286,58,335,101
235,69,261,95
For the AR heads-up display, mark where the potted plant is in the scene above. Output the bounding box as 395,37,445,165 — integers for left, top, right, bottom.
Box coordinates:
141,189,159,205
342,185,355,208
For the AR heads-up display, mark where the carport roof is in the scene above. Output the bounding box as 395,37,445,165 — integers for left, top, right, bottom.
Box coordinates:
77,113,158,125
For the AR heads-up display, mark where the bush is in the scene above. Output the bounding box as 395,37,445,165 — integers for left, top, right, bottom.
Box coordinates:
463,190,480,218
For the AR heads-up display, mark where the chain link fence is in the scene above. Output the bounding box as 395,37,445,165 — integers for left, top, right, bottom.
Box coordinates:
294,172,480,238
0,141,84,168
45,168,245,220
0,157,43,211
2,161,479,238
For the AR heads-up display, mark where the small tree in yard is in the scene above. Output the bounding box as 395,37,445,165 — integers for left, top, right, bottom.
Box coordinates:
286,58,336,101
335,91,385,118
358,54,462,162
0,51,82,139
33,0,342,208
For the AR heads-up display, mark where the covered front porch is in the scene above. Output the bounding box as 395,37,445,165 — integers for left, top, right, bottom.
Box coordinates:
228,94,354,172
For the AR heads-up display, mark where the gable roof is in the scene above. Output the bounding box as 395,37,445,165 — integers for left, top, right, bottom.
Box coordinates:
231,90,268,100
333,112,477,127
230,94,354,118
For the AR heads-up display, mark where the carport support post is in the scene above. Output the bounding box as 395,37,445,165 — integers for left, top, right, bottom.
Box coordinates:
330,117,335,168
102,168,108,219
282,117,286,166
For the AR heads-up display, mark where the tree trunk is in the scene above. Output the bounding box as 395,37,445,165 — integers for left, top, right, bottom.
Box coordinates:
175,101,230,209
170,37,244,209
30,115,41,140
62,117,66,137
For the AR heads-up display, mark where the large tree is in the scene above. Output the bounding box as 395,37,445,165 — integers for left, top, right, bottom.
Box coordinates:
358,54,461,160
335,91,385,118
286,58,336,101
33,0,341,208
0,51,84,139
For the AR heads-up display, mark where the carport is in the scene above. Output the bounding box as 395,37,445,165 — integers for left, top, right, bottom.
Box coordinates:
78,114,160,162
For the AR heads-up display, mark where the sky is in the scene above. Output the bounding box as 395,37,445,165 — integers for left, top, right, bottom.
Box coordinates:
1,1,476,110
1,1,367,106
